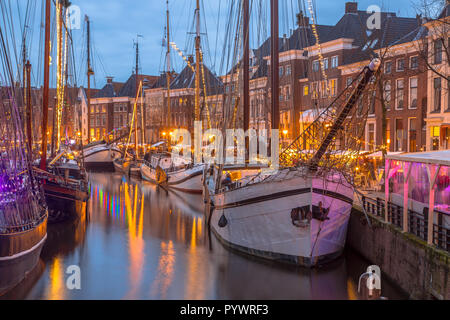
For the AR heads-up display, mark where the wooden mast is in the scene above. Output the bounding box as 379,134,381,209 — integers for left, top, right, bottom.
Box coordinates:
40,0,51,170
270,0,279,132
86,15,93,143
135,37,139,157
194,0,201,122
243,0,250,159
166,0,171,135
243,0,250,134
26,60,32,153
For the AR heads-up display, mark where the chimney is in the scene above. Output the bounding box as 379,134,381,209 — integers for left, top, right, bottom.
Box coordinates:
106,76,114,84
296,11,309,27
345,2,358,14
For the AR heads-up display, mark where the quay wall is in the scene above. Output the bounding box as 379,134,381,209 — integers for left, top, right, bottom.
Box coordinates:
347,207,450,300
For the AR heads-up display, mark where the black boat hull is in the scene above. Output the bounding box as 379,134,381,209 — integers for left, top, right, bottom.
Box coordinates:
44,183,89,224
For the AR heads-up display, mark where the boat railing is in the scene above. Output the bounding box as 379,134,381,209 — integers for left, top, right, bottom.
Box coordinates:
33,168,89,193
0,193,47,234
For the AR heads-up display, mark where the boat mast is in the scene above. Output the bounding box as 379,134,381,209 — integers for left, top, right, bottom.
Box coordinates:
270,0,279,132
166,0,171,133
26,60,32,153
135,36,139,157
86,15,93,144
243,0,250,158
56,0,63,153
243,0,250,135
40,0,51,170
194,0,201,122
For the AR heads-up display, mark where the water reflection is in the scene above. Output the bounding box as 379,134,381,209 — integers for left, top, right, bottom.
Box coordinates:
2,173,406,300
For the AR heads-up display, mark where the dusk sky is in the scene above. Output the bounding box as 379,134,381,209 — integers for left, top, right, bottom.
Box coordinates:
7,0,424,88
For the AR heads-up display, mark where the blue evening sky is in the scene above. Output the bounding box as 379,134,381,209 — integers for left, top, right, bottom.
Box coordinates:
7,0,424,88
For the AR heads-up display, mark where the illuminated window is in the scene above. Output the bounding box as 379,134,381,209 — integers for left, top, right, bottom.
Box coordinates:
303,85,309,96
431,126,440,137
330,79,337,97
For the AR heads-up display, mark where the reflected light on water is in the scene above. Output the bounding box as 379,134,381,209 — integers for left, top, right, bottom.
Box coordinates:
2,173,407,300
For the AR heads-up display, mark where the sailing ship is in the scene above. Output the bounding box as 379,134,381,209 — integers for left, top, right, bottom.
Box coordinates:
0,1,48,294
140,0,208,194
35,1,89,223
82,139,122,171
205,0,381,267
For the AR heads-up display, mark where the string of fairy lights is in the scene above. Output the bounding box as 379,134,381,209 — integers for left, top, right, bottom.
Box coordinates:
307,0,329,95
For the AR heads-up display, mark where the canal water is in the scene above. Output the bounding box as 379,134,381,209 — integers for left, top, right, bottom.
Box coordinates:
2,173,407,300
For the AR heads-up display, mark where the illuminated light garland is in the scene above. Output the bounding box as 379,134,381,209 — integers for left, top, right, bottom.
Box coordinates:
169,42,195,72
307,0,329,95
199,49,212,130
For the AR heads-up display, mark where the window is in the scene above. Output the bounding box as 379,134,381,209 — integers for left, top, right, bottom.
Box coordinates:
395,118,404,151
303,85,309,96
385,61,392,74
321,80,328,98
386,119,391,150
279,66,284,77
384,81,391,110
408,118,418,152
431,126,440,150
368,123,375,151
434,39,443,64
102,105,106,113
331,56,338,68
285,65,291,75
447,80,450,112
312,82,319,99
396,59,405,72
410,56,418,69
346,77,352,87
369,90,376,115
330,79,337,97
433,78,442,112
312,60,320,72
396,79,404,110
409,77,418,109
285,86,291,100
323,58,329,70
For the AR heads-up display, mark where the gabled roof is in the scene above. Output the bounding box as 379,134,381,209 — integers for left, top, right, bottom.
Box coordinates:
281,24,333,52
171,63,223,95
117,74,158,97
94,81,125,98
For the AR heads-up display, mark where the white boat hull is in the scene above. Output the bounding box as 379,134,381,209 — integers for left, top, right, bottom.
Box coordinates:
209,169,354,267
82,145,122,171
141,162,204,194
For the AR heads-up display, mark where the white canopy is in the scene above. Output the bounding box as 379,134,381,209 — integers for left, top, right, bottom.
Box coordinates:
387,150,450,166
